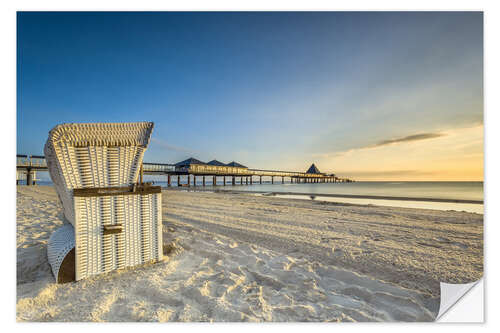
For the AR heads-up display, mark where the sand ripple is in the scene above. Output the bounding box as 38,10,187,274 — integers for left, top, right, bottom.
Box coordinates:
16,187,483,322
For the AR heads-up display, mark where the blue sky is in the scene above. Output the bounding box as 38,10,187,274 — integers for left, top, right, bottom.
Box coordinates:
17,12,483,179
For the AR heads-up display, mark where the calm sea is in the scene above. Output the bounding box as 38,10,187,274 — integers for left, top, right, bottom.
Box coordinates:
27,180,484,214
162,180,484,214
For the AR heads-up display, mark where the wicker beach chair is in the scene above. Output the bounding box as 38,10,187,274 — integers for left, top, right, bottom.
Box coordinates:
45,122,163,283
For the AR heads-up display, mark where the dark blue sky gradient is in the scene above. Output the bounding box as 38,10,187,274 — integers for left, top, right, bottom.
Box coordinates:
17,12,483,172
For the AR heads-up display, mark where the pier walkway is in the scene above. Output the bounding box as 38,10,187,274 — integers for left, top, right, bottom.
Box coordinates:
17,155,354,186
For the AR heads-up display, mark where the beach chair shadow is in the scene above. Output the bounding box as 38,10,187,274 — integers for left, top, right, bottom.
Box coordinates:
44,122,163,283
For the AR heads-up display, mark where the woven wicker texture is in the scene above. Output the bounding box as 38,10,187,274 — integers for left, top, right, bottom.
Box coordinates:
44,122,154,225
74,193,162,280
44,122,163,281
47,223,76,280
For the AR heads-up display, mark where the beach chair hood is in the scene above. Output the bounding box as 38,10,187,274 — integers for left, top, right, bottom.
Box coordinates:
44,122,154,225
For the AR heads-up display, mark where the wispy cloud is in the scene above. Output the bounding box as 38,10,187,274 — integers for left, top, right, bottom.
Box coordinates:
314,131,447,159
150,138,200,154
371,132,446,148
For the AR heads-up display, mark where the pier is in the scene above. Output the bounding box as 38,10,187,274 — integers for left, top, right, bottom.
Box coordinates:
16,155,46,185
17,155,354,186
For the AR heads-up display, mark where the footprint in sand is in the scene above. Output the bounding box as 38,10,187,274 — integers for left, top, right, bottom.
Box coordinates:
329,247,343,257
435,237,451,243
452,242,468,249
321,237,342,243
416,242,442,249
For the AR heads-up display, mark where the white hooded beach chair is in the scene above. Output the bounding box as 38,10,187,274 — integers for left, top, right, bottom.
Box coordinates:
45,122,163,283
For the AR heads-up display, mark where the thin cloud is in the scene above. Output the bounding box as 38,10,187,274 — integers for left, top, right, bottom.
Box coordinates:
313,131,447,159
372,133,446,148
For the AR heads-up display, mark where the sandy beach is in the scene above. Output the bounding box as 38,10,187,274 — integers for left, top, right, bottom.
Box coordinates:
16,186,483,322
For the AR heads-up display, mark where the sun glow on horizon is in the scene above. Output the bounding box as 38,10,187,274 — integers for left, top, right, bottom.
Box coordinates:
317,124,483,181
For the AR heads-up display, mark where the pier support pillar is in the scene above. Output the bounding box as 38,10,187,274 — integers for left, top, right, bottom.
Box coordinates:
203,176,205,186
246,177,248,185
167,174,171,186
271,176,274,184
232,176,235,185
223,176,226,186
240,177,243,185
260,176,262,184
250,177,253,185
282,176,284,184
26,168,32,186
177,175,181,186
213,176,216,186
188,175,191,186
193,176,197,186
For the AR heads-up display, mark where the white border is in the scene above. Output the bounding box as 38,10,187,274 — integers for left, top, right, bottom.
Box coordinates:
4,0,498,331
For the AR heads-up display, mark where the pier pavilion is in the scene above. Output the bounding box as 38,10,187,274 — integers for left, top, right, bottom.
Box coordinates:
16,155,354,186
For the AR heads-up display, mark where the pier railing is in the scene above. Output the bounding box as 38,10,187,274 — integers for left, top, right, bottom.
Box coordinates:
142,162,176,173
248,168,328,178
186,164,252,175
17,155,353,185
16,155,47,169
